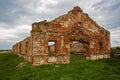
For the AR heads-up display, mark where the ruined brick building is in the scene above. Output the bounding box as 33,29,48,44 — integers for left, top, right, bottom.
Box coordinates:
12,6,111,66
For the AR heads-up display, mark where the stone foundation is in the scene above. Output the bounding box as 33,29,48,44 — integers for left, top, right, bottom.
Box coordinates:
32,55,70,66
86,54,110,60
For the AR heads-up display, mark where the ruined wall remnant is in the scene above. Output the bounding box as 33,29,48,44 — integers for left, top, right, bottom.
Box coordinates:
12,6,111,66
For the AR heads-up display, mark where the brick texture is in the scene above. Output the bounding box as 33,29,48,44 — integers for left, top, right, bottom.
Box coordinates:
12,6,110,66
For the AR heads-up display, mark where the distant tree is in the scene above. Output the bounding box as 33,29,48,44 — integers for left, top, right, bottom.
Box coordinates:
116,47,120,49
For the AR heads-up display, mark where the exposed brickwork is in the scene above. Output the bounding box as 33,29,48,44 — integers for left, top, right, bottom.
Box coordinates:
12,6,110,66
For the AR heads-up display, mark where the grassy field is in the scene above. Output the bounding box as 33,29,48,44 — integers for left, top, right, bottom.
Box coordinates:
0,52,120,80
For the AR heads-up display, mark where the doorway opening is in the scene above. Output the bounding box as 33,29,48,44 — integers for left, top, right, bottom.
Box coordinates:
48,41,56,56
70,40,90,56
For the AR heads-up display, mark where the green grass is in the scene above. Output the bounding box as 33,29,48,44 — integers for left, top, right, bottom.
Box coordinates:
0,52,120,80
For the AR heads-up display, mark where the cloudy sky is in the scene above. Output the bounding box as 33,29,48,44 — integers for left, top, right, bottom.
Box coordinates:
0,0,120,50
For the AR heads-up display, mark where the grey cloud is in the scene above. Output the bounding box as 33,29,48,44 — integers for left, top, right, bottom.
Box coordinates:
0,0,20,25
0,0,120,49
90,0,120,30
92,0,120,12
0,0,39,26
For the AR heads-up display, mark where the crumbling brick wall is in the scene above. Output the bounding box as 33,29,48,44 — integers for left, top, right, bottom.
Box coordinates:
12,6,110,66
